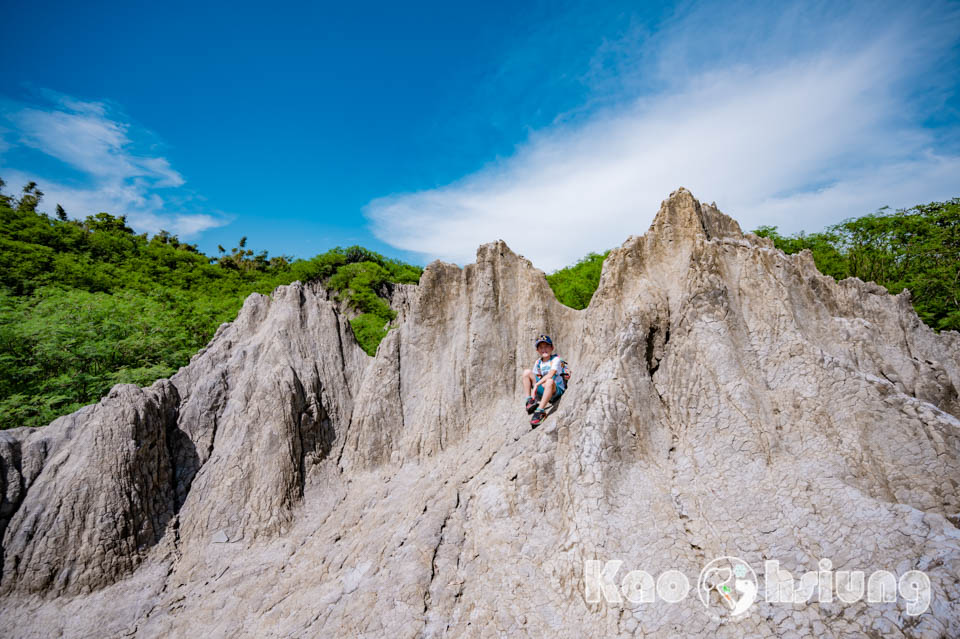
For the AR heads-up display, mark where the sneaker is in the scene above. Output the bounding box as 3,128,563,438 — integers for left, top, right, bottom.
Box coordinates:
525,397,538,414
530,408,546,428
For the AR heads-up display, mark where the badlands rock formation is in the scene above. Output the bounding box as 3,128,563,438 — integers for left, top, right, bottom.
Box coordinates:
1,188,959,638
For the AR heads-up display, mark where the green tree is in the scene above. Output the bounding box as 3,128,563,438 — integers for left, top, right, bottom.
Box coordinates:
17,181,43,213
753,198,960,331
547,251,610,310
0,178,13,208
752,226,849,280
0,180,424,428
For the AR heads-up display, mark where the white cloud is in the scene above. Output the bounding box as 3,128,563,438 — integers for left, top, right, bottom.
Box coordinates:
364,1,960,272
170,213,228,236
0,93,226,238
0,167,228,237
738,152,960,230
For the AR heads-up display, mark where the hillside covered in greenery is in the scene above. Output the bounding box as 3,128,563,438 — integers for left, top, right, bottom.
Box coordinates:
545,251,609,310
751,198,960,332
2,176,956,431
0,178,421,429
547,198,960,334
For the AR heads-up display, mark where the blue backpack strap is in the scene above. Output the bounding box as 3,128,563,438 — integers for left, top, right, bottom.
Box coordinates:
553,354,566,387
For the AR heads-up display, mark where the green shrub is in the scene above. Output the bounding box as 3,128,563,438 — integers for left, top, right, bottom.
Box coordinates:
0,179,422,429
547,251,609,310
350,313,392,356
752,198,960,331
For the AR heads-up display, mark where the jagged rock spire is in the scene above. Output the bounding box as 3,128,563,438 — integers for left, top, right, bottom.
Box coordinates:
2,189,959,637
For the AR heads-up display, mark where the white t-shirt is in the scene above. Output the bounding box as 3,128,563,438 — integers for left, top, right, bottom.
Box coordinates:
533,355,564,389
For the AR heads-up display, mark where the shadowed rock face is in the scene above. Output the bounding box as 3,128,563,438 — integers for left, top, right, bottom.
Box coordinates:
1,188,959,638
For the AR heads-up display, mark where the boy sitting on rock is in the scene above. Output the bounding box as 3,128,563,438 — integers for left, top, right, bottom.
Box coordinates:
522,334,565,427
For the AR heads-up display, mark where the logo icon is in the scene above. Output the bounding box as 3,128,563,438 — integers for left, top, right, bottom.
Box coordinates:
697,556,758,618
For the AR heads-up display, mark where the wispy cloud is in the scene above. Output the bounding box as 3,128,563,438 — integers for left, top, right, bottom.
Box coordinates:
365,0,960,272
0,91,228,238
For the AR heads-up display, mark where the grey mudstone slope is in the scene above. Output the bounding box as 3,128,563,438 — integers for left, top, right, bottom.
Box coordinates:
2,188,959,638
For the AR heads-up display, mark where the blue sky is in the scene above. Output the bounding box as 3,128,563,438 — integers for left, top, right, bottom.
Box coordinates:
1,0,958,271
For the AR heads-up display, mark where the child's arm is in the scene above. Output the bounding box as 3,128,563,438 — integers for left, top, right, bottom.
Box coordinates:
534,368,557,387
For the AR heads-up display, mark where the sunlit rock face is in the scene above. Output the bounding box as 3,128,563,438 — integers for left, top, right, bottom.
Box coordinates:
2,188,959,638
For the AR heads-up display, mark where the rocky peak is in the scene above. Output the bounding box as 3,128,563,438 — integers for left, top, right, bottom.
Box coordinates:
648,186,745,242
1,189,959,638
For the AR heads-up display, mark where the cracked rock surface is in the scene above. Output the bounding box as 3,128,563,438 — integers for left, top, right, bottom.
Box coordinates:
1,188,959,638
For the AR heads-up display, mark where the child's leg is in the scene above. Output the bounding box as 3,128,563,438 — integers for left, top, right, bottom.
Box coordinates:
538,378,555,409
522,369,535,397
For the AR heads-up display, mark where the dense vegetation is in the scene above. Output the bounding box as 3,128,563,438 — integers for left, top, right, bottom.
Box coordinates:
547,198,960,334
752,198,960,332
3,173,955,431
546,251,609,310
0,178,421,429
